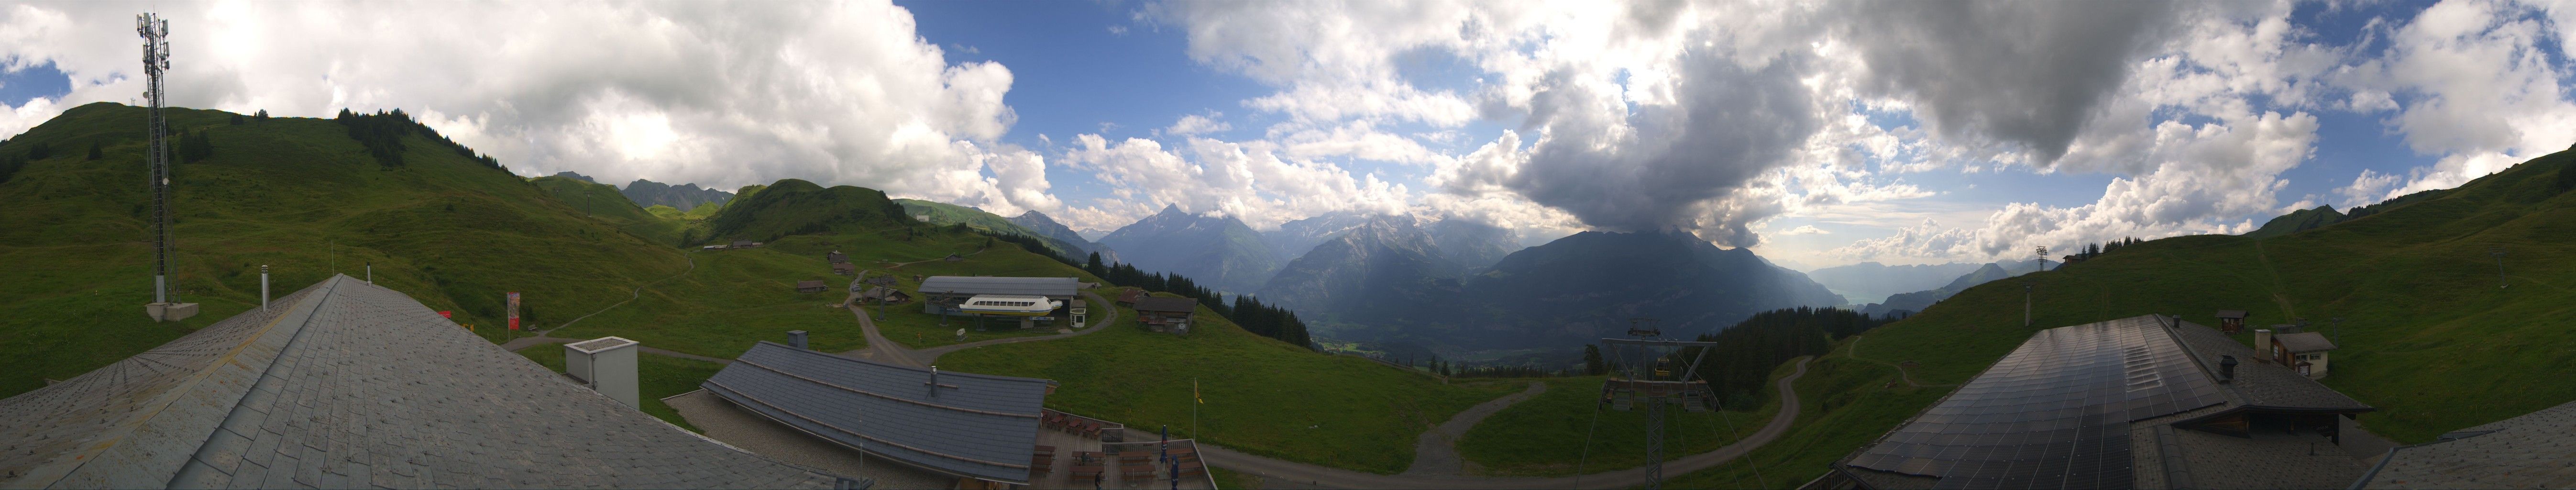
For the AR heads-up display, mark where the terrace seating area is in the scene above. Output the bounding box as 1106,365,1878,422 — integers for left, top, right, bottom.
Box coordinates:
1027,409,1214,489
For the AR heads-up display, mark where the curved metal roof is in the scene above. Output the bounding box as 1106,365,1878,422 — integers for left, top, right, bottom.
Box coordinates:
703,342,1050,485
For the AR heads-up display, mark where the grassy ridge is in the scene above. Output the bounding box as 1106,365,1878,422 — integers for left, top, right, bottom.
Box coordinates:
938,291,1521,475
0,102,689,397
1669,152,2576,486
892,198,1085,257
1456,373,1781,477
531,175,691,246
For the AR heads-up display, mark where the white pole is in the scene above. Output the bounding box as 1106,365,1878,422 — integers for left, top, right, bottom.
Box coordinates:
366,264,372,284
260,265,269,311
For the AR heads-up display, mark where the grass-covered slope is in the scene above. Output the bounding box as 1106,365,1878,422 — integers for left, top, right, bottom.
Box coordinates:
892,198,1087,256
531,175,692,246
0,102,691,398
1672,151,2576,486
704,178,911,242
938,290,1519,475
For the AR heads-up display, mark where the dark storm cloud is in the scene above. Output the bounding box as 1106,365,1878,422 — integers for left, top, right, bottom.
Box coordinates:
1498,51,1820,238
1835,0,2190,163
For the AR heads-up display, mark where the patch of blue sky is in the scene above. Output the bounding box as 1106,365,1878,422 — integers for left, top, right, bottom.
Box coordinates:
0,60,72,107
896,0,1272,204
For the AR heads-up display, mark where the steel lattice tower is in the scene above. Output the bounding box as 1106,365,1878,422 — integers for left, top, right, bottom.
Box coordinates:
1599,318,1719,490
138,13,172,303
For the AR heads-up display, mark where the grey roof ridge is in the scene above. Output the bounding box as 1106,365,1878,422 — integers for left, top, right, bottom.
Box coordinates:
701,379,1033,481
756,340,1052,384
2151,314,2255,410
28,274,348,489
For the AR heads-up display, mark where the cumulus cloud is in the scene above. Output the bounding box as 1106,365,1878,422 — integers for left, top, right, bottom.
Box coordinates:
1164,112,1230,135
1056,133,1411,230
1832,1,2192,163
0,1,1060,215
2333,0,2576,200
1779,225,1830,235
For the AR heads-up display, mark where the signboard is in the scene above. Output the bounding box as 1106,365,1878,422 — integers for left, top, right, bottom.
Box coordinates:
506,292,521,330
438,311,452,319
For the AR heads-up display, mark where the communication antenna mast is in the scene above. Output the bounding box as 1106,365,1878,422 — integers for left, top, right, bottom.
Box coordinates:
1598,318,1725,490
139,12,176,306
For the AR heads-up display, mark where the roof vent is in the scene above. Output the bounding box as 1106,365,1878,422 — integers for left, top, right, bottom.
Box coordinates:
2218,355,2238,383
565,336,640,408
788,330,808,350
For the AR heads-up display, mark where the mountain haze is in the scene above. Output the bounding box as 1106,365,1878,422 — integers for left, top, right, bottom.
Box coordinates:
1804,261,1985,304
1097,204,1282,292
1008,210,1120,263
1257,216,1464,320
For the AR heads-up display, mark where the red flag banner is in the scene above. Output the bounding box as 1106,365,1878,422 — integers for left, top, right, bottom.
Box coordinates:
438,311,452,319
506,292,521,330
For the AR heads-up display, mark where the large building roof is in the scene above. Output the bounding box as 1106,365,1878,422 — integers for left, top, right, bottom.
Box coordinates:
2272,332,2336,353
0,275,854,489
1832,315,2373,490
1132,297,1198,313
702,342,1050,485
2354,399,2576,489
917,276,1079,298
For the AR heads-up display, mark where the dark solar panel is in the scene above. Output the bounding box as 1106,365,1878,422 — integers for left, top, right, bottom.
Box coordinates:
1849,315,2225,489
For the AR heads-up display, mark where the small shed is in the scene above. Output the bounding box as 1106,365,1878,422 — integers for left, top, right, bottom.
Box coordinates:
1132,297,1196,334
861,287,912,304
794,280,828,293
832,263,857,276
826,251,849,264
1115,289,1144,306
733,240,755,248
2215,309,2249,334
944,253,965,262
2271,332,2337,379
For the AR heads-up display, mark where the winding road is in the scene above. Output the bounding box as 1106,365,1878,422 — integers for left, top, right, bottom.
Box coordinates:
1162,356,1811,489
1402,381,1546,476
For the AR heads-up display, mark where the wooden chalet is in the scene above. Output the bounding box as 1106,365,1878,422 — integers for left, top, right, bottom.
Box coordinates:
832,263,857,276
1131,297,1196,334
827,251,849,264
794,280,828,293
2215,309,2248,334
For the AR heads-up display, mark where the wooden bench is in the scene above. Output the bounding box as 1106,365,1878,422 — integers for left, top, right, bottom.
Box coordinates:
1174,459,1205,478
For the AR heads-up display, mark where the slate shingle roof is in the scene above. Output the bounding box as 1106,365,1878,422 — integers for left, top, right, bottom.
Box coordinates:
1131,297,1198,314
702,342,1049,485
917,276,1078,298
2273,332,2335,353
2356,399,2576,489
2165,319,2370,412
0,275,855,489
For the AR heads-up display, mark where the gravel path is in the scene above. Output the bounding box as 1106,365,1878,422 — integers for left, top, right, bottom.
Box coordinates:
1401,380,1547,476
665,390,951,489
1188,357,1812,489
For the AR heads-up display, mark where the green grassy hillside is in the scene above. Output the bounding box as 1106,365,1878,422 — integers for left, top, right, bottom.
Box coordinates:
1671,151,2576,486
531,175,692,246
939,290,1520,475
892,198,1085,256
705,178,912,242
0,102,701,398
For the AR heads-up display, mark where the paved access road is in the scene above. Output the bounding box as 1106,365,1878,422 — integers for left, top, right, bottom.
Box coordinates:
1171,357,1813,490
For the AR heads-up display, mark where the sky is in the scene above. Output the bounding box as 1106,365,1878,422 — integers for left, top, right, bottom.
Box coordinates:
5,0,2575,270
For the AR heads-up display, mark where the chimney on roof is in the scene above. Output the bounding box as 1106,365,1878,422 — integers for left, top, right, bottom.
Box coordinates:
788,330,808,350
2254,329,2273,363
2219,356,2238,383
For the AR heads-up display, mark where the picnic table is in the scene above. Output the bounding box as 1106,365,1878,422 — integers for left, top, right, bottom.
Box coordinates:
1069,451,1106,479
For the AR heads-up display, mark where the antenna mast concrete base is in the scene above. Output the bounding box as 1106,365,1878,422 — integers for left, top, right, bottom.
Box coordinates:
145,302,199,322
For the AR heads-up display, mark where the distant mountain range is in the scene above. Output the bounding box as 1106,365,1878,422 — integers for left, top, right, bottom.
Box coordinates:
1310,229,1843,352
1855,258,2055,318
1098,205,1282,293
542,171,732,212
1805,261,1986,304
1258,215,1468,321
622,179,734,212
1007,210,1119,264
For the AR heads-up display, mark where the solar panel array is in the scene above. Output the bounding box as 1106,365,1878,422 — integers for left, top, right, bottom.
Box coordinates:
1847,316,2227,489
